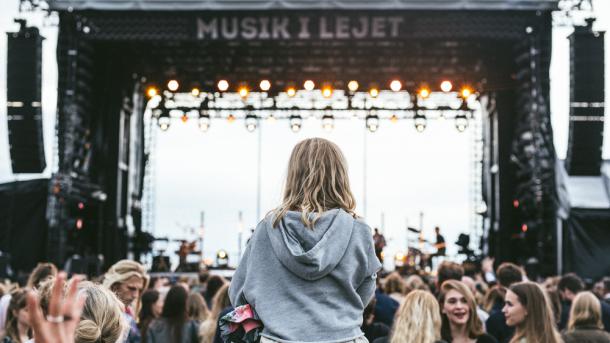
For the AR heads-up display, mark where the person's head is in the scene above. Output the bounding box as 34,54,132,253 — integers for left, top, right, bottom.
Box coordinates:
103,260,149,308
567,291,604,331
26,262,58,289
140,289,162,322
187,292,210,322
210,283,231,320
503,282,561,343
558,273,584,302
437,261,464,289
435,226,440,234
5,289,31,342
162,285,189,343
384,272,405,295
438,280,483,341
390,290,441,343
405,274,429,292
76,281,128,343
483,286,505,313
496,262,523,289
374,228,379,234
273,138,356,228
204,275,226,301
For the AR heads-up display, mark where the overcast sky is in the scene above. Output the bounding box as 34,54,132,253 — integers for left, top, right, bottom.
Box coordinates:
0,1,609,269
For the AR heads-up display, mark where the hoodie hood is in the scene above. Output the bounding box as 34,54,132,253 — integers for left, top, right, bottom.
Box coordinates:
265,208,355,281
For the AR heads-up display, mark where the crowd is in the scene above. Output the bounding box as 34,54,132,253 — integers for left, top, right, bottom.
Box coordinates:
0,138,609,343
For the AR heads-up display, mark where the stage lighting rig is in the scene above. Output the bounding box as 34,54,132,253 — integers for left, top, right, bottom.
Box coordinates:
217,80,229,92
289,114,302,132
440,80,453,92
322,112,334,131
259,80,271,91
245,113,258,132
390,80,402,92
304,80,315,91
348,80,359,93
365,113,379,132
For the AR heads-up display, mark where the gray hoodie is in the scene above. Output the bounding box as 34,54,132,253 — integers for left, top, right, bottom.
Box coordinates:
229,209,382,343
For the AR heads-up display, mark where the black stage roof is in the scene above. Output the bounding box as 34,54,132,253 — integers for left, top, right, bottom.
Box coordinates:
49,0,558,11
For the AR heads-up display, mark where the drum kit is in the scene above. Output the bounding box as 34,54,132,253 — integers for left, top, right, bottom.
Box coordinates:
151,238,202,272
396,226,441,271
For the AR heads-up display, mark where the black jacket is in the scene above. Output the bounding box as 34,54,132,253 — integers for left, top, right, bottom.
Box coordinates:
485,300,514,343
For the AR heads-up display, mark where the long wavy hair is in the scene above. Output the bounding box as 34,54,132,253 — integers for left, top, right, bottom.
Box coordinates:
273,138,357,229
161,286,189,343
567,291,604,331
390,290,441,343
76,281,128,343
438,280,484,341
508,282,561,343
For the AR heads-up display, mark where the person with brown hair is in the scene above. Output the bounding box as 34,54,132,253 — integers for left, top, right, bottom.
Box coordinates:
199,284,231,343
139,289,163,343
502,282,561,343
486,263,523,343
438,280,497,343
436,262,464,291
374,290,446,343
384,272,406,304
146,285,198,343
26,263,57,290
187,292,209,322
1,290,31,343
562,291,610,343
228,138,381,343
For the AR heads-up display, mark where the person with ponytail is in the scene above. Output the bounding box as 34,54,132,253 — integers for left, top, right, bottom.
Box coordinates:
229,138,381,342
75,281,128,343
502,282,561,343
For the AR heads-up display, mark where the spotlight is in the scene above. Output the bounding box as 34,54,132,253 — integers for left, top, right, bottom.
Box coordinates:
227,114,236,123
322,113,334,131
238,85,249,98
191,87,201,96
245,113,258,132
167,80,179,92
418,86,430,99
289,115,302,132
286,86,297,97
390,114,399,123
365,113,380,132
390,80,402,92
440,80,452,92
347,80,359,93
369,87,379,98
455,113,468,132
259,80,271,91
322,85,333,98
304,80,315,91
181,113,189,123
460,87,472,98
146,87,158,98
216,249,229,267
413,113,426,132
158,111,171,131
217,80,229,92
198,112,211,132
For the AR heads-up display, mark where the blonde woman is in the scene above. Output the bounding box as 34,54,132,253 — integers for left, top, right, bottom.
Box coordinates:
199,283,231,343
229,138,381,342
374,290,446,343
384,272,407,304
438,280,497,343
76,281,128,343
562,291,610,343
502,282,561,343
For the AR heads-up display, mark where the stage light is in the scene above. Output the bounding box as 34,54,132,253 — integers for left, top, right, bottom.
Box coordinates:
158,111,171,131
216,249,229,267
369,87,379,98
418,87,430,98
521,224,528,233
390,114,399,123
322,114,334,131
286,86,297,97
304,80,315,91
513,199,519,208
365,114,379,132
413,113,426,132
289,115,302,132
146,87,158,98
455,113,468,132
440,80,452,92
460,87,472,98
267,114,277,123
76,218,83,230
78,202,84,210
191,87,200,96
245,114,258,132
227,114,236,123
167,80,179,92
238,85,249,98
390,80,402,92
259,80,271,91
348,80,359,92
181,113,189,123
198,112,210,132
322,85,333,98
217,80,229,92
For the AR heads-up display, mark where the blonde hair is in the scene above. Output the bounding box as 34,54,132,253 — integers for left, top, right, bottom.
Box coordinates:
390,290,441,343
102,259,149,317
273,138,357,228
568,291,603,331
438,280,484,340
76,281,128,343
187,292,210,322
508,282,561,343
384,272,406,295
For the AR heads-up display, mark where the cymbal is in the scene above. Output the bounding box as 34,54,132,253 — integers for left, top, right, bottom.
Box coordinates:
407,227,421,233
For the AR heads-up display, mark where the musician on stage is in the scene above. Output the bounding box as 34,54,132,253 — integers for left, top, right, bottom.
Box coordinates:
433,226,446,257
373,228,386,263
